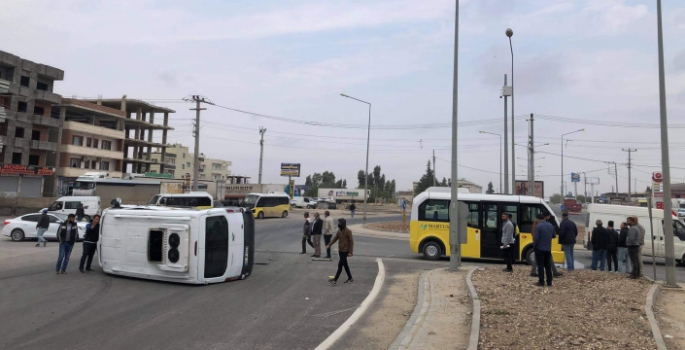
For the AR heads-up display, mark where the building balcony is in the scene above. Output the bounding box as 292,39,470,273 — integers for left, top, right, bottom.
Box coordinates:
32,114,61,128
55,167,122,179
63,121,124,139
30,140,57,152
164,163,176,169
0,79,10,94
34,89,61,104
0,107,6,123
59,144,124,160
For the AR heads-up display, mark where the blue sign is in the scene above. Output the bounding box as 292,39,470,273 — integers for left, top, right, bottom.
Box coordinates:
402,199,407,210
560,205,567,212
571,173,581,183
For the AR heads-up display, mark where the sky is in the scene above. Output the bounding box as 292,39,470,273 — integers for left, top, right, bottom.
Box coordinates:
2,0,685,198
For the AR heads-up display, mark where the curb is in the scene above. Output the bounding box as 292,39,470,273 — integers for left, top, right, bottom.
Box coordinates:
646,283,668,350
465,267,481,350
388,270,432,350
361,224,408,234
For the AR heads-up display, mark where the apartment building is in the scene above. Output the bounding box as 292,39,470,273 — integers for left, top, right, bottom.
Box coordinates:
149,142,232,181
0,50,63,197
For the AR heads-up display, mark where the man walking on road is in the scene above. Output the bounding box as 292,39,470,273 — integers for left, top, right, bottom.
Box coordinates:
55,214,78,274
311,212,323,258
558,212,578,271
300,212,314,254
349,203,356,218
327,218,354,285
35,209,50,247
591,220,609,271
627,217,641,279
633,216,645,277
323,211,334,259
501,213,515,272
617,222,632,274
534,213,555,287
79,215,100,273
606,221,619,272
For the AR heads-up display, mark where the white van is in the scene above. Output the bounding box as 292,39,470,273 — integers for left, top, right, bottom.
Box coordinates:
148,192,214,209
99,206,254,284
44,196,101,221
290,197,317,209
585,204,685,264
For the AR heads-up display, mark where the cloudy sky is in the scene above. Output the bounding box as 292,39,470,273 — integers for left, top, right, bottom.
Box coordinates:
3,0,684,197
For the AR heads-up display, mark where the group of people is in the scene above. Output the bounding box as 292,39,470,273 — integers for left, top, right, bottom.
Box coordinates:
590,216,644,279
301,211,354,286
44,210,101,274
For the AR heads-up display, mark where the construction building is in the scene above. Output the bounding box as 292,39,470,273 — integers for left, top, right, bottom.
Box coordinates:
0,50,63,197
149,142,232,181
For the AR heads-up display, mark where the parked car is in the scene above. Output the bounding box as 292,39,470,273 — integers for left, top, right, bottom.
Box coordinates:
2,213,88,242
677,208,685,218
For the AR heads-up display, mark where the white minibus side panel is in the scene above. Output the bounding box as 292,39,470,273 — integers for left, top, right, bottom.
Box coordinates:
226,213,245,278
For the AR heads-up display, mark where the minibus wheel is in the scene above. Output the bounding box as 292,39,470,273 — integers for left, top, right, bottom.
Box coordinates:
282,211,288,218
422,242,442,260
524,248,535,265
257,212,264,219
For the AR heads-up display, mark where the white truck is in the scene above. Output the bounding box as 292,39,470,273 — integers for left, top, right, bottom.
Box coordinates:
317,188,370,204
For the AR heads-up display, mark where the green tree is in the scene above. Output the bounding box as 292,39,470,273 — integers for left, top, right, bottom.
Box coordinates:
414,161,436,195
486,182,495,194
550,194,562,204
440,177,448,186
577,194,586,203
357,170,366,188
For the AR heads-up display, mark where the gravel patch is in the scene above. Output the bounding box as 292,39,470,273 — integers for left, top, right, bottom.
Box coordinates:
472,267,656,350
365,221,409,233
655,287,685,349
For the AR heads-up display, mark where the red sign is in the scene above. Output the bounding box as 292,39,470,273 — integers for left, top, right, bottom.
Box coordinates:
654,192,664,198
0,164,54,176
657,202,664,210
653,172,663,183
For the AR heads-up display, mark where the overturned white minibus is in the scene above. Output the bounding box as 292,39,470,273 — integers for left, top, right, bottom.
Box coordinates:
98,206,255,284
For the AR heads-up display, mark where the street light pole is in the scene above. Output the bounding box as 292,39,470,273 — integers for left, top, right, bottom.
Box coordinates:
480,131,502,193
656,0,676,287
341,93,371,224
561,129,584,199
506,28,515,194
449,0,460,271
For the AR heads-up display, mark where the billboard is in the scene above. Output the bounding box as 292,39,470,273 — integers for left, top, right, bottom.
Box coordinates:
515,180,544,198
280,163,300,177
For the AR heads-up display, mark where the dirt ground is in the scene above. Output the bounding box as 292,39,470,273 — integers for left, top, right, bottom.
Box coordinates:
472,267,656,350
365,221,409,233
654,287,685,349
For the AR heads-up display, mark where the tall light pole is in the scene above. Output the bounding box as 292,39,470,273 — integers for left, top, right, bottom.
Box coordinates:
480,131,502,193
506,28,515,193
341,93,371,224
656,0,676,287
449,0,460,271
561,129,584,198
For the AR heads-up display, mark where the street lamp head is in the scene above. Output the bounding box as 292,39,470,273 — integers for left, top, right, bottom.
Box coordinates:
340,93,348,97
506,28,513,38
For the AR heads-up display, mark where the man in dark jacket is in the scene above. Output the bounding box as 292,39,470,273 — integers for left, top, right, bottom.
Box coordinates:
76,202,85,222
531,213,563,278
55,214,78,274
590,220,609,271
606,221,619,272
349,203,356,218
79,215,100,273
301,212,314,254
311,212,323,258
327,218,354,285
558,212,578,271
617,222,631,273
533,213,555,287
35,209,50,247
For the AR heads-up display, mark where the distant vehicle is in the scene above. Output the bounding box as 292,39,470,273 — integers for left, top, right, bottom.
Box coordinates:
148,192,214,209
3,213,88,242
43,196,101,222
317,188,370,203
677,208,685,218
242,193,290,219
290,197,318,209
99,206,255,284
563,198,582,213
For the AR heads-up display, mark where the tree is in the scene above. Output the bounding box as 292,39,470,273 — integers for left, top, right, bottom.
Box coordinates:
486,182,495,194
645,186,652,194
357,170,366,188
440,177,448,187
577,194,586,203
550,194,562,204
414,161,436,195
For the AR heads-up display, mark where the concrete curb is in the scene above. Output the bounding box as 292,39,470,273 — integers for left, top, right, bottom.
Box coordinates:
465,267,481,350
646,283,668,350
388,270,432,350
362,224,408,234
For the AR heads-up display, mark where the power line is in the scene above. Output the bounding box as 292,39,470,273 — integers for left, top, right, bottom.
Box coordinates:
519,114,685,129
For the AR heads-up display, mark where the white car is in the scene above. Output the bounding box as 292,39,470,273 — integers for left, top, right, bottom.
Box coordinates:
2,213,88,242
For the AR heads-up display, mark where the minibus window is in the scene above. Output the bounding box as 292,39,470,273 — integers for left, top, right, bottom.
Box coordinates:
465,202,480,228
148,230,164,262
419,199,449,222
519,204,546,233
204,216,229,278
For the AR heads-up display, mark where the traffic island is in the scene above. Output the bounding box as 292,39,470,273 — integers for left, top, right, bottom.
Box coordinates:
655,285,685,349
471,267,656,349
364,221,409,233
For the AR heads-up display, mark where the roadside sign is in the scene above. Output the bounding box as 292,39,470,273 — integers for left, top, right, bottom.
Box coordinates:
571,173,580,183
654,192,664,198
657,202,664,210
280,163,300,177
652,172,663,183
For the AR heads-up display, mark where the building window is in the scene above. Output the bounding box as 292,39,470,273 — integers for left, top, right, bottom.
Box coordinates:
18,102,27,112
183,153,186,159
86,138,92,147
187,162,190,167
101,140,111,150
31,130,40,141
212,163,223,170
36,82,48,91
200,174,206,180
28,155,39,166
151,158,158,162
34,106,44,116
93,139,99,148
166,157,175,165
91,160,97,169
83,160,89,169
165,170,175,177
15,127,25,138
20,76,29,87
12,153,22,164
182,164,185,170
100,161,110,171
70,158,81,168
73,136,83,146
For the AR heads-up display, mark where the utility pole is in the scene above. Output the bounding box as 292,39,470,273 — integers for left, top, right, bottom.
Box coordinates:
433,149,437,187
622,148,637,198
449,0,460,271
189,95,208,191
583,172,587,202
258,127,266,184
528,113,534,196
614,163,618,197
502,74,510,194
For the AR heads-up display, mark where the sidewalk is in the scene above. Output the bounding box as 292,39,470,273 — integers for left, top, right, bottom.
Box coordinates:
390,268,470,350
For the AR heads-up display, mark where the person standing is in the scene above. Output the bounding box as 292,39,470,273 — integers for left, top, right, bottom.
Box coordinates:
626,217,641,279
300,212,314,254
558,212,578,271
590,220,609,271
76,202,85,222
349,203,356,218
606,221,619,272
617,222,632,274
533,213,555,287
633,216,645,277
531,213,563,277
501,213,515,272
55,214,78,274
35,209,50,247
323,211,334,259
327,218,354,285
79,215,100,273
311,212,323,258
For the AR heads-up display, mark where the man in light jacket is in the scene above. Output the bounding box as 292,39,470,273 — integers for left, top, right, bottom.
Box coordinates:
323,211,334,259
501,213,515,272
626,216,641,279
633,216,645,277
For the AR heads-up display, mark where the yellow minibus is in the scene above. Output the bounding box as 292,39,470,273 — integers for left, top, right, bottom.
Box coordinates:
243,193,290,219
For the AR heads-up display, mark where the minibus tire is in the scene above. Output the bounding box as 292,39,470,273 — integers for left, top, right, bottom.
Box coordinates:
282,211,288,218
422,242,442,260
524,247,535,265
257,212,264,219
